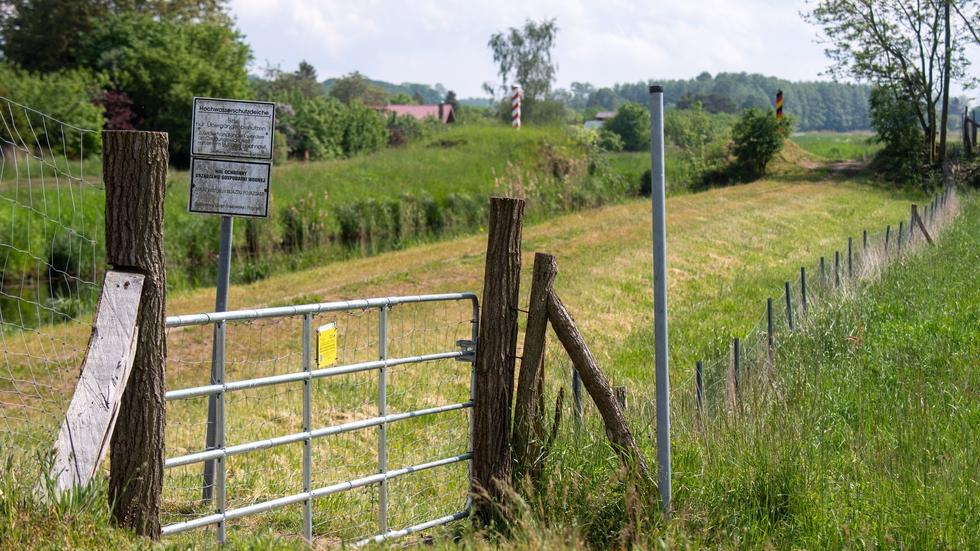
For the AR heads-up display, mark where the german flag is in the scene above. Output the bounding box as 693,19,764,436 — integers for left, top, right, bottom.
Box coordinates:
776,90,784,119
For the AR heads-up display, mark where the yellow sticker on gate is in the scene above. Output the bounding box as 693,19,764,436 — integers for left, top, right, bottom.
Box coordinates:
317,323,337,368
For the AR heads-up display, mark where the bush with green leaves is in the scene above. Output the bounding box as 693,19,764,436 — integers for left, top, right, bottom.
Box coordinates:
386,112,427,147
341,102,387,156
597,128,624,152
730,107,793,179
0,63,104,156
284,96,346,160
604,102,650,151
868,87,927,186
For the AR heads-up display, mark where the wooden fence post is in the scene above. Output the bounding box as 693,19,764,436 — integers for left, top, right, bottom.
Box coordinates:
512,253,557,484
104,130,169,538
472,197,525,522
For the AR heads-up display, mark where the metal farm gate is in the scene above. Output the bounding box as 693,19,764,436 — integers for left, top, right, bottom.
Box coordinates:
160,293,478,546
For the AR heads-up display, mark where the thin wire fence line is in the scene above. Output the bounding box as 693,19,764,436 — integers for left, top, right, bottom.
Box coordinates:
0,96,103,458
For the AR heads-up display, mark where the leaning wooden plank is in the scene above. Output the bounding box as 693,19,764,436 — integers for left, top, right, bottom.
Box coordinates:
49,270,144,496
546,290,650,479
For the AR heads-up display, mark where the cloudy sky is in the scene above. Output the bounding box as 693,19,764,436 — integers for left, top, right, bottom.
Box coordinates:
228,0,977,99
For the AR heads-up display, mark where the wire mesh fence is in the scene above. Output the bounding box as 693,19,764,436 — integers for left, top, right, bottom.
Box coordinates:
162,294,477,547
0,95,103,463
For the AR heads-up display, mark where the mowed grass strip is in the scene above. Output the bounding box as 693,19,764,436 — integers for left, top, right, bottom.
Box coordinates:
166,177,919,382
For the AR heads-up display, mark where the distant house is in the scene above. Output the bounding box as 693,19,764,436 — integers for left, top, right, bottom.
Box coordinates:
374,103,456,123
584,110,617,129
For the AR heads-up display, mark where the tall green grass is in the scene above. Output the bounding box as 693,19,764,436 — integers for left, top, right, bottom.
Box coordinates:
482,191,977,549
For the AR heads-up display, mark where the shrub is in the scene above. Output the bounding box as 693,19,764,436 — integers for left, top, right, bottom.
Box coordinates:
287,96,345,160
342,102,387,156
597,129,624,152
730,108,793,179
0,63,104,156
386,113,427,147
604,102,650,151
869,86,927,186
78,13,252,166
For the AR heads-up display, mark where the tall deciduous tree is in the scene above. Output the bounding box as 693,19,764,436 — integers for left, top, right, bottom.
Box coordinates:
328,71,389,105
0,0,229,72
806,0,980,165
485,18,558,103
78,12,252,165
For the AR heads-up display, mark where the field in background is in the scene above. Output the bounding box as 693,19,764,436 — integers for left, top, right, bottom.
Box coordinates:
792,131,880,161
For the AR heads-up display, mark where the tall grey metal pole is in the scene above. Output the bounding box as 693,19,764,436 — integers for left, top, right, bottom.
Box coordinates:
649,85,671,514
203,215,234,501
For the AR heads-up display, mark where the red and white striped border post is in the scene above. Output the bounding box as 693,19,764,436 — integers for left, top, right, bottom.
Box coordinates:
511,86,522,129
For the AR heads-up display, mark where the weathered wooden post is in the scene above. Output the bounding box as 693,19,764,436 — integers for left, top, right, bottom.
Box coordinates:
766,297,774,368
694,361,704,418
104,130,169,538
800,266,808,316
472,197,525,522
513,253,557,484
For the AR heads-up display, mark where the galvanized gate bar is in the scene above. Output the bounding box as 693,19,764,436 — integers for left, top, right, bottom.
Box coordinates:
164,350,466,400
165,293,478,327
161,452,473,536
354,510,470,547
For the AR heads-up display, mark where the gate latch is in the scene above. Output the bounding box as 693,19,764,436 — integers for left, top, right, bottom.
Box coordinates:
455,339,476,363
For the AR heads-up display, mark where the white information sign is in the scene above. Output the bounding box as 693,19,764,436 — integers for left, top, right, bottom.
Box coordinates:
188,158,271,218
191,97,275,160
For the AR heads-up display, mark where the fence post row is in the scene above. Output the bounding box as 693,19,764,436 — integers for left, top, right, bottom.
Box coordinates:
820,256,826,286
103,130,169,539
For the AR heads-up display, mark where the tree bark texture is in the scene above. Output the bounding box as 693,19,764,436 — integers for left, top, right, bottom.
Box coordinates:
104,130,169,538
472,197,525,522
512,253,557,485
546,290,650,479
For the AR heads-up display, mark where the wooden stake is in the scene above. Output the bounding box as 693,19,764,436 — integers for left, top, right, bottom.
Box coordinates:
512,253,557,484
546,290,650,478
911,204,934,245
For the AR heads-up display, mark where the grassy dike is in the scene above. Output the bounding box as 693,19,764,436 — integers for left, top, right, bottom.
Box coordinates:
1,174,934,548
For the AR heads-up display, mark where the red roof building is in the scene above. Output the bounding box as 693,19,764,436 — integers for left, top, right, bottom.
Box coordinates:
374,103,456,123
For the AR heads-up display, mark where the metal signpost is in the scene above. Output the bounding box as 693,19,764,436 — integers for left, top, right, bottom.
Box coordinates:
189,97,276,502
648,85,671,514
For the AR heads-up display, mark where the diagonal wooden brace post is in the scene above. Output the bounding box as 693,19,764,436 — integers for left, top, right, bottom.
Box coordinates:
911,204,934,246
